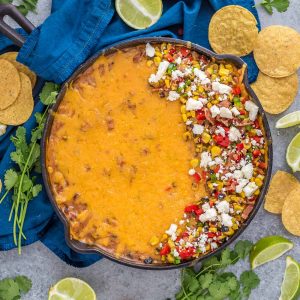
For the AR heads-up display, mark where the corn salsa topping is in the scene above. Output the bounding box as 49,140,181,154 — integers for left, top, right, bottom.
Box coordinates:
146,43,267,264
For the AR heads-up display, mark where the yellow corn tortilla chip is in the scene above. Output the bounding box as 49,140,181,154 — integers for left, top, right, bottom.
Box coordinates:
251,72,298,114
264,170,299,214
0,59,21,110
0,72,34,125
208,5,258,57
253,25,300,78
282,185,300,236
0,52,36,88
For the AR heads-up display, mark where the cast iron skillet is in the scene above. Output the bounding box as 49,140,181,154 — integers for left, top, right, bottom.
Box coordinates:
0,3,273,270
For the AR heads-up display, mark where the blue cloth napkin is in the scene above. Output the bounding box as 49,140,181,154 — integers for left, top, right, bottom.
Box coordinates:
0,0,260,267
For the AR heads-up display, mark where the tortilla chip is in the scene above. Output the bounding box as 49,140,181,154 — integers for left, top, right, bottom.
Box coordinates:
0,73,34,125
251,72,298,114
208,5,258,56
264,170,299,214
282,185,300,236
0,59,21,110
253,25,300,78
0,52,36,88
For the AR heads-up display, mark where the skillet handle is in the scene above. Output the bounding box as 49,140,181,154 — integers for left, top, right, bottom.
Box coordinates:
0,4,35,47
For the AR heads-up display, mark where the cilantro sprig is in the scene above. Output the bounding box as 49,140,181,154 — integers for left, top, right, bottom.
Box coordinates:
175,240,260,300
0,0,39,16
260,0,290,14
0,82,60,254
0,275,31,300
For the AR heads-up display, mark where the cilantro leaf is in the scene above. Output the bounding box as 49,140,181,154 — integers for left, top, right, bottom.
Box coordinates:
234,240,253,260
39,82,60,105
4,170,18,190
32,184,42,198
14,276,32,293
0,278,20,300
240,270,260,297
220,248,232,267
260,0,289,14
208,280,230,299
198,273,213,289
17,0,38,16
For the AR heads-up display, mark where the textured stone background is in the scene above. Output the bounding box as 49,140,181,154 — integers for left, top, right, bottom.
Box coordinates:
1,1,300,299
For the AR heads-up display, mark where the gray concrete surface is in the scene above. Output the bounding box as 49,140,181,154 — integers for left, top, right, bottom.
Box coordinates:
1,0,300,299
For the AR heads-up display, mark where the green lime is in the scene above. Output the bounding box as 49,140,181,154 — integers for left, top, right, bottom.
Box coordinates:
115,0,163,29
250,236,293,269
48,277,96,300
286,132,300,172
279,256,300,300
276,111,300,129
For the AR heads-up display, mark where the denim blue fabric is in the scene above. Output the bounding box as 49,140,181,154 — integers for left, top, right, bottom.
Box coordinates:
0,0,260,267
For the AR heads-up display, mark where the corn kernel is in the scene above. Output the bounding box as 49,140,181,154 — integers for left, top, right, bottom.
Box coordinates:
146,60,153,67
180,97,187,104
207,102,212,109
168,239,175,248
198,86,204,93
211,74,217,81
234,204,243,211
202,132,211,144
241,191,246,198
155,51,162,57
225,228,234,236
225,64,233,71
211,146,221,158
162,234,168,241
190,158,199,168
154,57,161,65
165,79,170,88
208,182,214,189
182,114,188,122
183,131,192,141
167,254,174,263
255,178,263,187
190,111,196,118
232,224,238,230
206,67,213,75
206,244,211,251
244,143,251,150
219,68,230,76
181,105,186,114
209,227,217,233
150,236,159,246
254,189,260,196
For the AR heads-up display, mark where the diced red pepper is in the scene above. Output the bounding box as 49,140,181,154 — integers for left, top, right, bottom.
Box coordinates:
207,232,215,238
196,110,206,121
195,208,204,216
239,109,246,115
160,244,171,256
232,87,241,95
253,149,261,157
180,47,190,57
169,48,176,55
214,135,230,147
178,247,195,259
253,136,261,143
184,204,199,213
236,143,244,151
193,172,201,183
165,54,174,62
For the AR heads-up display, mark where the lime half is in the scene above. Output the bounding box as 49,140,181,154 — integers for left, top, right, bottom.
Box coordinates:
276,111,300,129
250,236,293,269
115,0,163,29
286,132,300,172
279,256,300,300
48,277,96,300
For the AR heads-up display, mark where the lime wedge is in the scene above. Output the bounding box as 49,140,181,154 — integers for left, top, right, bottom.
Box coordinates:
115,0,163,29
286,132,300,172
250,236,293,269
48,277,96,300
276,111,300,129
279,256,300,300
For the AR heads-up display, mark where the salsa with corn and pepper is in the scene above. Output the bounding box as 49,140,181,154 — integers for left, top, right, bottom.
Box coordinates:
145,42,267,264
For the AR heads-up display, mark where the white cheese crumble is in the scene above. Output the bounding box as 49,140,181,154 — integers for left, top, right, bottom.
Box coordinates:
192,124,204,135
200,151,212,168
216,201,230,214
186,98,203,111
236,179,249,193
221,213,233,227
202,203,210,212
243,182,258,197
228,127,241,142
233,170,243,180
220,107,233,119
148,60,170,83
0,124,7,136
199,208,217,223
188,168,196,175
231,107,240,116
194,68,207,81
210,105,220,118
145,43,155,57
242,163,253,179
245,101,259,121
167,91,180,101
212,82,232,94
216,126,226,137
165,224,177,236
175,57,182,65
171,70,184,80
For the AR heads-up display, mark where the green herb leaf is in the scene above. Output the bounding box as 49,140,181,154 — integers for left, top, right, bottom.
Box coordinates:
4,170,18,190
240,270,260,297
260,0,289,14
208,280,230,299
234,240,253,259
39,82,60,105
220,248,232,267
32,184,42,197
14,276,32,293
17,0,38,16
0,278,20,300
198,272,213,289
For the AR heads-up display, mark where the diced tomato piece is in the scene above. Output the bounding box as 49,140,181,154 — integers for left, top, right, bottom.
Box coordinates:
253,149,261,157
196,110,206,121
180,47,190,57
214,165,220,173
232,87,241,95
236,143,244,151
254,119,260,128
239,109,246,115
165,54,174,62
179,247,195,259
169,48,176,55
184,204,199,213
253,136,261,143
160,244,171,256
195,208,204,216
193,173,201,182
207,232,215,238
259,162,267,169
